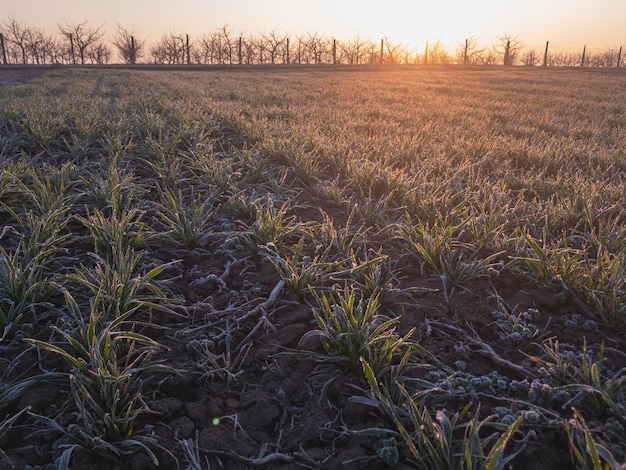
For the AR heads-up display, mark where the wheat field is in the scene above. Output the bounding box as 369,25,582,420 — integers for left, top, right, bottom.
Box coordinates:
0,66,624,469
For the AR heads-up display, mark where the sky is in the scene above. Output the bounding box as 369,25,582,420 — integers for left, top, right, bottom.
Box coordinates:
3,0,625,53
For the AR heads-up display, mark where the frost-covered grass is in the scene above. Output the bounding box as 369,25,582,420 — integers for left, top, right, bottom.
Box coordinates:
0,67,624,469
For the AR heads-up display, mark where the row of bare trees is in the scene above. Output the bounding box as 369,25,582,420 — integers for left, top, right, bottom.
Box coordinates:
1,18,624,67
0,18,145,65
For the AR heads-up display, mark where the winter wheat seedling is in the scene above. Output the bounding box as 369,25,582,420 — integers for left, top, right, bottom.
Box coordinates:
79,207,149,263
263,238,335,295
157,188,216,249
241,196,303,249
25,291,171,466
400,219,502,299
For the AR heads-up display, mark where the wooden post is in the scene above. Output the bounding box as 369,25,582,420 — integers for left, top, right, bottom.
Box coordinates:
332,39,337,64
0,33,7,65
617,46,622,67
286,37,290,64
380,38,384,64
464,38,468,65
424,41,428,65
186,34,191,64
581,45,586,66
504,39,510,65
238,37,242,64
131,36,136,64
70,33,76,65
543,41,549,66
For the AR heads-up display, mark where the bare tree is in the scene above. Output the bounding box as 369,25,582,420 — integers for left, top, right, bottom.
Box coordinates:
546,51,578,67
241,34,255,64
1,20,60,65
25,28,43,64
113,24,145,64
34,30,59,64
477,49,498,65
196,25,234,64
4,17,30,64
150,32,186,64
87,42,111,64
196,33,215,64
58,21,104,64
305,32,331,64
252,35,267,63
295,34,310,64
494,34,523,65
382,36,404,64
522,49,539,66
364,41,380,64
262,29,287,64
593,47,621,67
456,36,484,65
428,39,451,64
293,34,306,64
339,34,372,64
218,25,235,64
400,46,419,64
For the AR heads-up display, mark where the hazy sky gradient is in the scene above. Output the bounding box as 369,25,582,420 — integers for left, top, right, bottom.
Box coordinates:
4,0,625,52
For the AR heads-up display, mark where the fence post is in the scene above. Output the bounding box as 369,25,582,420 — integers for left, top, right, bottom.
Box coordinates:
0,33,7,65
130,36,136,64
504,39,511,65
186,34,191,64
286,37,290,64
380,38,384,64
70,33,76,65
581,45,586,67
424,41,428,65
543,41,549,66
617,46,622,67
333,39,337,64
464,38,468,65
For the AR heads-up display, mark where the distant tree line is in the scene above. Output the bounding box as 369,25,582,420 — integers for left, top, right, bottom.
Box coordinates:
0,18,623,67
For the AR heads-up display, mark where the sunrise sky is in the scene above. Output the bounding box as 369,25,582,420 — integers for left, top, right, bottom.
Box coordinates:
4,0,625,52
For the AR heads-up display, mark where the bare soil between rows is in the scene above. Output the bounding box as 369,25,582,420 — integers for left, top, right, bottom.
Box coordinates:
2,195,621,469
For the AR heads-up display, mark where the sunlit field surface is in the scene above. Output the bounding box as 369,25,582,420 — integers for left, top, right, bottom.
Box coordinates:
0,67,625,469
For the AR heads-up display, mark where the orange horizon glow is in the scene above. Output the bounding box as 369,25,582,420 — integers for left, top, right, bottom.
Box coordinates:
4,0,625,54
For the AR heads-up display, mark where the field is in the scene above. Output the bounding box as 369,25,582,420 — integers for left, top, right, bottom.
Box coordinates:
0,66,625,469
